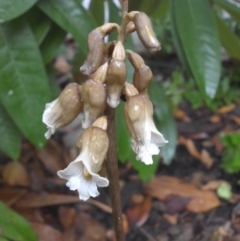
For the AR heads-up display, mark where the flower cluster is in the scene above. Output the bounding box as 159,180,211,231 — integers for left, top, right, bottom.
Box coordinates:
42,11,168,200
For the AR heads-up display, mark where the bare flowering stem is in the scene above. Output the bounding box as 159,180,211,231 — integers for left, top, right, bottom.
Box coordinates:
105,1,129,241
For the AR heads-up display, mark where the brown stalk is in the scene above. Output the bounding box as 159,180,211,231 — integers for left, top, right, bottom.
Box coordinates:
105,1,129,241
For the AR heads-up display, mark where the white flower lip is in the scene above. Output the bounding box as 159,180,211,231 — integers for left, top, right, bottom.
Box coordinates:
57,151,109,201
42,99,61,139
125,95,168,165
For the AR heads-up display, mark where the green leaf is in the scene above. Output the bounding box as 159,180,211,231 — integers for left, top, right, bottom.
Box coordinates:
213,0,240,24
139,0,159,16
0,236,8,241
26,7,52,45
170,0,190,72
173,0,221,99
40,22,66,64
38,0,97,55
131,154,159,181
46,65,61,100
0,0,38,23
152,0,170,19
0,102,21,160
129,0,143,11
0,201,37,241
215,14,240,60
149,81,177,164
0,19,51,148
90,0,104,25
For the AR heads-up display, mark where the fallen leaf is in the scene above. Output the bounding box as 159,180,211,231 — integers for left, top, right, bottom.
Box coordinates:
230,115,240,126
31,222,63,241
200,149,214,169
164,195,191,214
53,56,71,74
126,196,152,227
76,212,106,241
163,213,178,225
217,104,236,114
58,206,77,230
37,139,65,175
174,109,191,122
143,176,220,213
201,180,223,191
2,162,30,187
185,139,201,160
210,115,221,123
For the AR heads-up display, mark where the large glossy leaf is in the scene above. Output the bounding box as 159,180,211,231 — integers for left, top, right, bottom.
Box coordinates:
40,23,66,64
170,0,190,72
0,0,38,23
152,0,169,19
173,0,221,99
213,0,240,24
0,201,37,241
26,7,52,45
0,19,51,148
90,0,104,25
0,103,21,160
149,81,177,164
38,0,97,55
215,14,240,60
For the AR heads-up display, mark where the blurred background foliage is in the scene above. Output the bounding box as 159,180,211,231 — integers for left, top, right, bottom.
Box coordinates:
0,0,240,182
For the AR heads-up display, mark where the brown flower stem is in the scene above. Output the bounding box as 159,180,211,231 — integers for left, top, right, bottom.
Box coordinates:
106,1,129,241
105,105,125,241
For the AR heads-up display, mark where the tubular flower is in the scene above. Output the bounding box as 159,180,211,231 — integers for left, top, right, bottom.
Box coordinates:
81,63,108,128
57,116,109,201
124,83,168,165
42,83,83,139
106,41,127,108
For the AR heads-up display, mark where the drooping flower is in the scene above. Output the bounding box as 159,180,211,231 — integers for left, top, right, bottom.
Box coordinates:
57,116,109,200
42,83,83,139
81,63,108,128
124,83,168,165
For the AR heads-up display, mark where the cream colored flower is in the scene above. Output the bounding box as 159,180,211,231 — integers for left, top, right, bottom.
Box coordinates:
57,117,109,201
42,83,83,139
124,93,168,165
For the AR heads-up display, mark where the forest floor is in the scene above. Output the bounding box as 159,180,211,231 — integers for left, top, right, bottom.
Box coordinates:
1,95,240,241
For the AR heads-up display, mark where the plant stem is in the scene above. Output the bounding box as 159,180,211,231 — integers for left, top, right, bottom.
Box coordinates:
105,105,125,241
106,1,129,241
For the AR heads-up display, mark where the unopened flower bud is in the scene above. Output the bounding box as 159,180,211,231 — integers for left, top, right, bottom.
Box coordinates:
106,41,127,108
80,23,119,75
58,124,109,201
124,82,139,99
127,50,153,93
92,62,108,83
42,83,83,139
133,12,160,53
124,94,168,165
81,79,106,129
92,116,107,131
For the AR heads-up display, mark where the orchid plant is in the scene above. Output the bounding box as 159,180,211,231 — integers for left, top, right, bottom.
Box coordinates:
42,0,167,240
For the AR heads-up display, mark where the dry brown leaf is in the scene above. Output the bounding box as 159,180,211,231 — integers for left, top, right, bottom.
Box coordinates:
201,180,223,191
163,214,178,225
2,162,30,187
31,222,63,241
58,206,77,230
174,109,191,122
200,149,215,169
37,139,65,175
185,139,201,160
211,134,225,153
217,104,236,114
126,196,152,227
230,115,240,126
53,56,71,74
76,212,106,241
210,115,221,123
144,176,220,213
